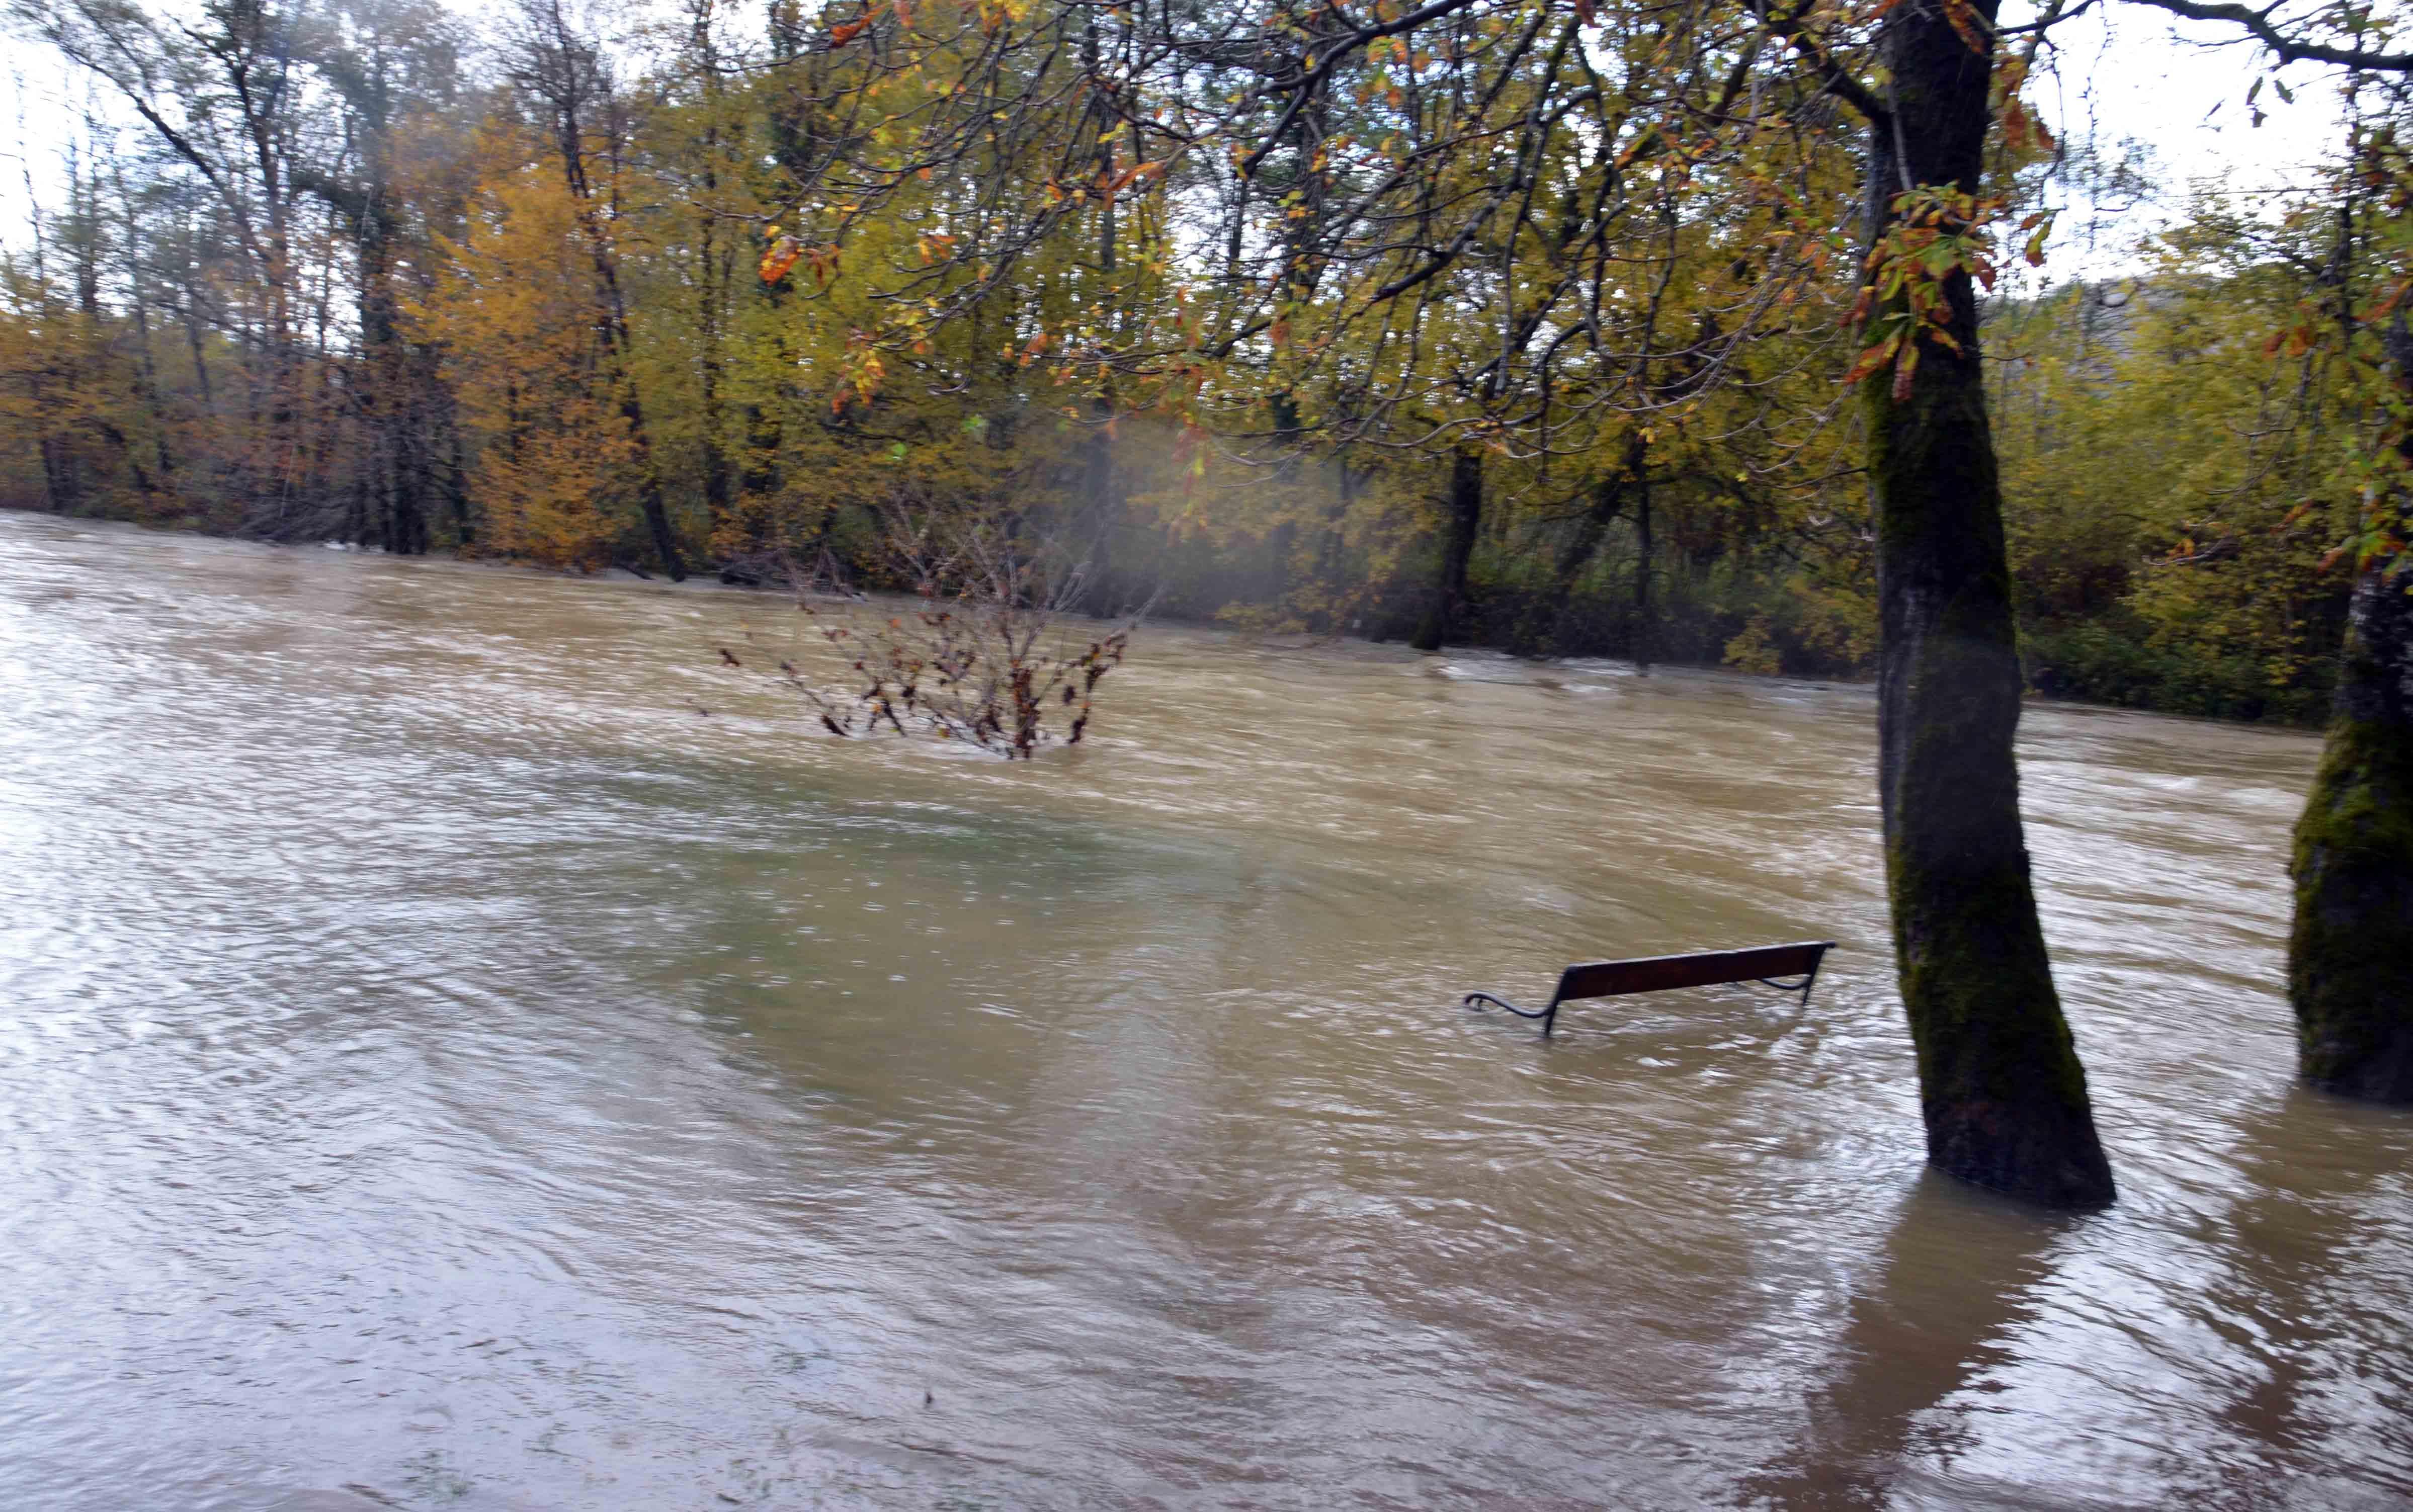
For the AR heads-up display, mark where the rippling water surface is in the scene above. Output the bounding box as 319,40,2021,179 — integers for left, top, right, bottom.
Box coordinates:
1,515,2406,1510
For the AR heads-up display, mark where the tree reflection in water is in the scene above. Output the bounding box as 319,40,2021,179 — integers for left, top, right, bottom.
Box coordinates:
1743,1172,2067,1507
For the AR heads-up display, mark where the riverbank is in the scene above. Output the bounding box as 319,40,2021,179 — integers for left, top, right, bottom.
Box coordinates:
7,507,2336,730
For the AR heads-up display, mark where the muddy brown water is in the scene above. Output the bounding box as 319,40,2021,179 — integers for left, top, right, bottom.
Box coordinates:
1,514,2406,1510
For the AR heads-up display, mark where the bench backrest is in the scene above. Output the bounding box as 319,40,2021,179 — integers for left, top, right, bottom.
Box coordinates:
1551,941,1831,1006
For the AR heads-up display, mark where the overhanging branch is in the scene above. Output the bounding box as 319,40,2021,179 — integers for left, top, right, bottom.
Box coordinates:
2120,0,2413,70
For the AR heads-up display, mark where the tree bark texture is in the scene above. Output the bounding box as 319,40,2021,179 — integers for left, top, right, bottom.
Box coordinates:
2290,560,2413,1101
1867,0,2114,1208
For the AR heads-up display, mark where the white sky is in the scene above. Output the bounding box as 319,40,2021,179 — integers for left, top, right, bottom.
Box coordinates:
2025,2,2350,270
0,4,2364,274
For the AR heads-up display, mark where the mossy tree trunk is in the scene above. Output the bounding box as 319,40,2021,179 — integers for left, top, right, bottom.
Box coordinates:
2289,559,2413,1100
1410,445,1482,652
1865,0,2115,1208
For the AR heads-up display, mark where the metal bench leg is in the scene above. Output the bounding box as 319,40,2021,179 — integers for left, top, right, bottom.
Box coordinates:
1466,990,1564,1037
1752,960,1828,1009
1465,990,1549,1021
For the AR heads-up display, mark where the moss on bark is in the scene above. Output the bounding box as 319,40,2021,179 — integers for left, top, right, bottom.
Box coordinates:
1863,0,2114,1208
2290,561,2413,1102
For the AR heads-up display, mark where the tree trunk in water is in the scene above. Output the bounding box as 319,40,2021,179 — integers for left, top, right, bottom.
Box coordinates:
1410,446,1482,652
2289,559,2413,1100
1866,0,2114,1208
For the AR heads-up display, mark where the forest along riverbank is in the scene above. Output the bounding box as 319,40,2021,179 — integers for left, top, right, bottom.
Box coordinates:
1,513,2406,1509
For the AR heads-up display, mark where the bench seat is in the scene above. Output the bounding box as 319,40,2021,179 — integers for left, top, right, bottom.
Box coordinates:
1463,941,1834,1035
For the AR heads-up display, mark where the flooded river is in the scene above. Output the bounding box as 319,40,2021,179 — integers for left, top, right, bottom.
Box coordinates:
2,514,2407,1509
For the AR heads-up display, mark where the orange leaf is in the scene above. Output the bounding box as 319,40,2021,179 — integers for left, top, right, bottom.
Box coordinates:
758,235,802,284
1841,340,1894,387
1891,343,1922,401
830,4,887,46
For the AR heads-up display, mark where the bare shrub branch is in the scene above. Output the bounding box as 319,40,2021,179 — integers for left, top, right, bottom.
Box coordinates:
729,482,1139,759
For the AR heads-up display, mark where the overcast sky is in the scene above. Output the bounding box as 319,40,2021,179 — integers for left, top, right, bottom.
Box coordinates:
2028,2,2349,270
0,3,2360,275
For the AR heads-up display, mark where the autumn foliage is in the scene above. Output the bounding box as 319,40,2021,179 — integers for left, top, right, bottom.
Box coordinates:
3,0,2405,720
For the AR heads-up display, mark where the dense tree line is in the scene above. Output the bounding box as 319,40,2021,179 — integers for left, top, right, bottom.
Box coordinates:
6,0,2409,1200
0,0,2391,706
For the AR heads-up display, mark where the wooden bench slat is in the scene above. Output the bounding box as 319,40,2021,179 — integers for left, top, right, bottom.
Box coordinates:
1553,942,1830,1004
1462,940,1835,1036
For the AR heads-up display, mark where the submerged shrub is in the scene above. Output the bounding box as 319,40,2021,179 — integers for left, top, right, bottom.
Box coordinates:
728,490,1138,759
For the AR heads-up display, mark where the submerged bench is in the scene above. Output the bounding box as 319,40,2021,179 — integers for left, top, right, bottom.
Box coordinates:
1463,941,1835,1036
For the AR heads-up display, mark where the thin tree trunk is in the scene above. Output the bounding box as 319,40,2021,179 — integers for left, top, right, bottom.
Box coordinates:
1082,408,1116,608
694,23,731,544
1558,470,1624,594
613,378,685,578
699,280,730,539
446,422,473,547
181,275,212,406
1310,453,1360,632
1078,15,1121,614
1267,390,1302,611
39,429,69,513
1512,447,1633,656
1632,462,1653,674
526,2,689,583
1411,446,1482,651
120,221,177,485
356,172,428,555
1864,0,2114,1208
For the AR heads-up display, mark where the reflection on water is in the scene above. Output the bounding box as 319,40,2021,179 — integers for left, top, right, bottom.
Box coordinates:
1743,1174,2065,1508
0,515,2406,1509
